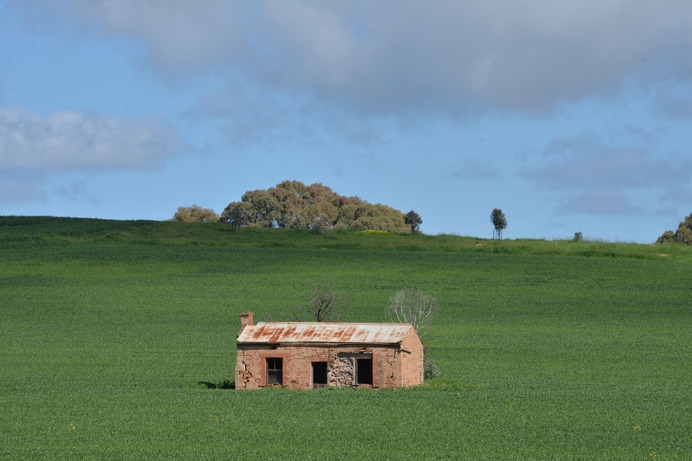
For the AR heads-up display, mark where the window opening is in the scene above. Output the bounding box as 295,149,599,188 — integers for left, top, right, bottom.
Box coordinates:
312,362,328,389
266,358,283,386
356,358,373,385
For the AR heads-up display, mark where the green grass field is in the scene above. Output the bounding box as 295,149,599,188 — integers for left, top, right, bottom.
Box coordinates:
1,216,691,459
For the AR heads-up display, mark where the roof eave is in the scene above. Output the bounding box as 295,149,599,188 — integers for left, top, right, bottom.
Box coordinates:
237,341,402,347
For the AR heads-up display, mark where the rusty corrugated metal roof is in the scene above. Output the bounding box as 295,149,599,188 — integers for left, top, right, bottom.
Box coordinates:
237,322,413,345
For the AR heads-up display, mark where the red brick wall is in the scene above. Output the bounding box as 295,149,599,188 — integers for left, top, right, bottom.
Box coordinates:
235,342,421,390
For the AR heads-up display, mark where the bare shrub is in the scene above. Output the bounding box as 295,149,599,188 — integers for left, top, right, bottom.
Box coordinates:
286,282,349,322
386,289,438,335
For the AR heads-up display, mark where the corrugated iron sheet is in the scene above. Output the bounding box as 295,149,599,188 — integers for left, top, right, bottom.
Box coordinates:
237,322,413,345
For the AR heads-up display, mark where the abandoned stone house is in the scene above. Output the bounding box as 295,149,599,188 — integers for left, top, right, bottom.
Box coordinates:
234,312,424,390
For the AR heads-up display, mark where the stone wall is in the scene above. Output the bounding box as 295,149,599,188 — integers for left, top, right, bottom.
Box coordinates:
329,352,356,387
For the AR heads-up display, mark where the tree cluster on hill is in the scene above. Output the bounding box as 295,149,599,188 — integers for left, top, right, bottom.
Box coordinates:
219,180,414,233
172,204,219,223
657,213,692,245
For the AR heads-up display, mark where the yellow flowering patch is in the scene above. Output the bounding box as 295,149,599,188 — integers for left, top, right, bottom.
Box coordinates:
359,230,392,236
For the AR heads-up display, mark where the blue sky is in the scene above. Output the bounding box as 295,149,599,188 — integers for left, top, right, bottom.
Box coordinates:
1,1,691,242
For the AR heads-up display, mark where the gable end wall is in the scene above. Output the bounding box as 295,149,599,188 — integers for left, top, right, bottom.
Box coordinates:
400,327,424,386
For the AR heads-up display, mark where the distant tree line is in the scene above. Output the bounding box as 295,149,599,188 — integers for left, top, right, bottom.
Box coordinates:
220,180,413,233
657,213,692,245
173,180,422,234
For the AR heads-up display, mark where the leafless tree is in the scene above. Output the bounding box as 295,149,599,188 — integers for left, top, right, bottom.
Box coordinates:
386,289,438,335
286,282,349,322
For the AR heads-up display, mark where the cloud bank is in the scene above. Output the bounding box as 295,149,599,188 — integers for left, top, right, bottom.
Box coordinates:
0,107,186,170
24,0,692,117
522,133,692,215
0,106,187,202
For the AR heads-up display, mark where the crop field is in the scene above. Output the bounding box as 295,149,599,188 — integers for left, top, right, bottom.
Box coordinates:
1,216,691,459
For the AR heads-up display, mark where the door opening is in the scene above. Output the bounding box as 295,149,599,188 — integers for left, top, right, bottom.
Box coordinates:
356,358,373,385
312,362,328,389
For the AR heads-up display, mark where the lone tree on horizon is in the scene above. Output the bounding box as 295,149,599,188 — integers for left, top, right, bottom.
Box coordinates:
491,208,507,239
404,210,423,234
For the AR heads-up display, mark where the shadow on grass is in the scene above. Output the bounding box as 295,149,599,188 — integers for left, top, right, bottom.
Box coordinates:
197,379,235,389
420,378,487,392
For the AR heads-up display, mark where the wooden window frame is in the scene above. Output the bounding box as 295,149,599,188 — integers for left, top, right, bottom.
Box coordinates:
266,357,283,386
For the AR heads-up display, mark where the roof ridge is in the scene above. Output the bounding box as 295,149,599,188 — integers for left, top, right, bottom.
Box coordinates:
238,322,416,344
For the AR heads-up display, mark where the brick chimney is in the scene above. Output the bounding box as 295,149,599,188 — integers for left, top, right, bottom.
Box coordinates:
239,311,254,330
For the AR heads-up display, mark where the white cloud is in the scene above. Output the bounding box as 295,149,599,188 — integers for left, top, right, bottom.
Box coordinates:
17,0,692,117
0,169,44,204
451,158,502,181
524,133,690,189
557,190,642,216
653,84,692,120
0,106,187,170
522,132,692,215
0,106,188,203
182,81,389,148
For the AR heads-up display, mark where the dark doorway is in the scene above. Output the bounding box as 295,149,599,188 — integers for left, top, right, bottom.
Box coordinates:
312,362,328,389
266,358,283,386
356,358,373,385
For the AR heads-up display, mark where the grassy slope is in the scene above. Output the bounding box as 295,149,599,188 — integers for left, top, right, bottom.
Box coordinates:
1,216,691,459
